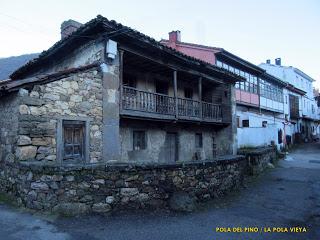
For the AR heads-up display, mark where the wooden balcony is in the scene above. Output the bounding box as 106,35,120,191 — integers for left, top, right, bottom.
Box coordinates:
121,86,222,123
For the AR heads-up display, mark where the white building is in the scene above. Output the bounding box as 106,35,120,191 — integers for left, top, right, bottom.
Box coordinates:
260,58,320,142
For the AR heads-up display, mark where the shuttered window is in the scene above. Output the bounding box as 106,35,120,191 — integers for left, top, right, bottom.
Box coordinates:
63,120,85,162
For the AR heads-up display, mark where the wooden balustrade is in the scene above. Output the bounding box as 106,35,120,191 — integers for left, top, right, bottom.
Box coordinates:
122,86,222,121
202,102,222,120
177,98,201,118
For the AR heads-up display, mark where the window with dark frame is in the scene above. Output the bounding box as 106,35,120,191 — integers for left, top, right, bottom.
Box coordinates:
195,133,203,148
242,120,249,128
63,120,85,162
262,121,268,128
133,130,146,150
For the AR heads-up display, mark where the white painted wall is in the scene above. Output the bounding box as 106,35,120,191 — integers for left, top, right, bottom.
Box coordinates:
237,124,280,149
236,109,284,149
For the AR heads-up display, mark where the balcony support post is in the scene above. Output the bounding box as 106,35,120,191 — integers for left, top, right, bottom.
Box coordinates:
199,77,202,119
173,70,178,119
119,50,124,111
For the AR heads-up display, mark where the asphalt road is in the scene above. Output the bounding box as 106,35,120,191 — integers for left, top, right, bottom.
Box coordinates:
1,143,319,240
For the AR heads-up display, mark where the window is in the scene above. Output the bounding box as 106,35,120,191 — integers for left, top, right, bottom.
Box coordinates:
236,116,240,128
195,133,203,148
133,131,146,150
242,120,249,127
262,121,268,128
63,120,85,162
184,88,193,99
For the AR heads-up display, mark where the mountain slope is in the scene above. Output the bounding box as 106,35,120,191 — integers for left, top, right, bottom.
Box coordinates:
0,53,39,80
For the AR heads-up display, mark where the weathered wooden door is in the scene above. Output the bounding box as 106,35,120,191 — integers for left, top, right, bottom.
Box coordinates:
166,132,178,163
63,120,84,163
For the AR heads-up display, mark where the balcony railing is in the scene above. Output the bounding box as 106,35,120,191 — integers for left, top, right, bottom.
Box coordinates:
202,102,222,120
122,86,222,122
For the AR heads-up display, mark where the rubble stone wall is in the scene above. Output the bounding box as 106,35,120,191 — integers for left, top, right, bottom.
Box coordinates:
0,156,245,214
15,68,103,164
238,146,277,175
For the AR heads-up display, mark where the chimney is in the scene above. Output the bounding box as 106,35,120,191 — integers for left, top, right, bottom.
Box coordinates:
61,19,83,39
275,58,281,66
266,59,271,64
168,30,181,43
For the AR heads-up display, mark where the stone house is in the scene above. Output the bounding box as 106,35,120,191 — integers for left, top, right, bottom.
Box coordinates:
0,16,246,213
0,16,242,166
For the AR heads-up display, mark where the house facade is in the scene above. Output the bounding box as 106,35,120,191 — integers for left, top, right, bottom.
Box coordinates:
0,16,251,213
260,60,320,142
0,17,242,167
161,31,288,149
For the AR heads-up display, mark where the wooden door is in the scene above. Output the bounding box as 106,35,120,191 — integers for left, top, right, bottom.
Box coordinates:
166,132,178,163
63,121,84,162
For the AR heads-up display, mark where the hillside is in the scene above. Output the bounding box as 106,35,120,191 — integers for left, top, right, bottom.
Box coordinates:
0,53,39,80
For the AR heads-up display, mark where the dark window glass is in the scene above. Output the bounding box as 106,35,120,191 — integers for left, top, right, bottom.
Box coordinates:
133,131,146,150
262,121,268,127
242,120,249,128
63,120,85,162
195,133,203,148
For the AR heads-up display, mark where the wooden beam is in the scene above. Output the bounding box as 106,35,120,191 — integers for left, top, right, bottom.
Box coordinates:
1,63,100,92
119,45,224,84
199,77,202,119
119,50,124,111
174,70,178,119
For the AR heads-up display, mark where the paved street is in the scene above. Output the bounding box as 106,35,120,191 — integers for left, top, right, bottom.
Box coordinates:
0,143,319,240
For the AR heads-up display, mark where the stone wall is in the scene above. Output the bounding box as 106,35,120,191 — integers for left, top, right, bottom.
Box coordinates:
238,146,277,175
15,68,103,164
0,92,19,163
0,156,245,214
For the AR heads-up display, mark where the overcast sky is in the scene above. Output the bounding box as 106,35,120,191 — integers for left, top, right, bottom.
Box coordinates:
1,0,319,88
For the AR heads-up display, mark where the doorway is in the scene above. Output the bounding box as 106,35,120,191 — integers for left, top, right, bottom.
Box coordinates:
165,132,178,163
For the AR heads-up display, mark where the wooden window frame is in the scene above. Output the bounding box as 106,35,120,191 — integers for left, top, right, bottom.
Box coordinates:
57,116,90,165
132,130,147,151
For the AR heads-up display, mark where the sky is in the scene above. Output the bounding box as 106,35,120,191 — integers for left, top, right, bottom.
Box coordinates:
1,0,319,88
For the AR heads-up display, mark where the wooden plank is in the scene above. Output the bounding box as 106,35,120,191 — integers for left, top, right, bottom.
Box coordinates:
199,77,202,119
1,63,100,91
173,70,178,118
119,50,124,111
